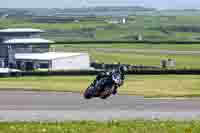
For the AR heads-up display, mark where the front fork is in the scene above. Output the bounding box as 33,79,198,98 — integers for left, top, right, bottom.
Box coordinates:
112,84,119,95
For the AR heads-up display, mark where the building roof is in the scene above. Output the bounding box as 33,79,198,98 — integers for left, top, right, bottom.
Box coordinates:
0,28,44,33
3,38,54,44
15,52,87,60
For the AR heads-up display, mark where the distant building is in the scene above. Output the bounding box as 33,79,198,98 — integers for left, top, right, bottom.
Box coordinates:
105,17,127,24
137,34,143,41
0,28,90,71
74,20,80,23
122,17,126,24
15,52,90,71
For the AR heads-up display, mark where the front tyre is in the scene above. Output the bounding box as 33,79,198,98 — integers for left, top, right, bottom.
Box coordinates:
83,86,95,99
84,92,92,99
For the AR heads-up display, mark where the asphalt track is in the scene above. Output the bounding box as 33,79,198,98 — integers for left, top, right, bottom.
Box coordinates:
0,91,200,121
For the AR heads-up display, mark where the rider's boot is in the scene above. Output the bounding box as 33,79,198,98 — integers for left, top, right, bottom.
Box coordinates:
112,86,118,95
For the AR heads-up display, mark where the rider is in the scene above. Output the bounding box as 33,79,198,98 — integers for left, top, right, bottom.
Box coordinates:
91,66,126,95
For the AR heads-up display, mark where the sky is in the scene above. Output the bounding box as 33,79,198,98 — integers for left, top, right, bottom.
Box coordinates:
1,0,200,9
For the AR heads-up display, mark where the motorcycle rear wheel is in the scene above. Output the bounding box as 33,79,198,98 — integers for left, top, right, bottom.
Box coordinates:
99,85,114,99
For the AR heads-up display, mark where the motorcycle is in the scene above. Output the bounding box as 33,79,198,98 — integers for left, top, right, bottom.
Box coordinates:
83,71,123,99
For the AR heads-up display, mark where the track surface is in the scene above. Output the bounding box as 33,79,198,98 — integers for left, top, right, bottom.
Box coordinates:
0,91,200,121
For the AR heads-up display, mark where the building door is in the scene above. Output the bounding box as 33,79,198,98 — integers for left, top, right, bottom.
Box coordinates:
25,62,34,71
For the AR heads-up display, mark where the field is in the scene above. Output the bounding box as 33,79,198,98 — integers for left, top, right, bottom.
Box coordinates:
90,51,200,69
1,75,200,97
2,15,200,69
52,44,200,69
2,14,200,70
2,15,200,41
55,43,200,51
0,120,199,133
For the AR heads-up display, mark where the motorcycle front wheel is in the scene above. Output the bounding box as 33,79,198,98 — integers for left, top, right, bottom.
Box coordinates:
83,86,95,99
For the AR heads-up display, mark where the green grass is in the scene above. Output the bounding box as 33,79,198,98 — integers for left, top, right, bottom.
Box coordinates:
52,45,200,69
0,76,93,92
1,75,200,97
10,21,107,30
0,18,107,30
90,51,200,69
0,120,199,133
55,43,200,51
3,15,200,41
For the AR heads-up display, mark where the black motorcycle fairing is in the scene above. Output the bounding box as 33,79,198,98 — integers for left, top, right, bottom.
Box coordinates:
98,77,114,89
84,67,125,99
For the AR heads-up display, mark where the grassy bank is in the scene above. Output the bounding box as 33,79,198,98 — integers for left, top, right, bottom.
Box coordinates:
0,120,199,133
1,75,200,97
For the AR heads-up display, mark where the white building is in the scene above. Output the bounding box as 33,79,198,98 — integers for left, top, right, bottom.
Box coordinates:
0,28,90,71
15,52,90,70
122,17,126,24
105,17,127,24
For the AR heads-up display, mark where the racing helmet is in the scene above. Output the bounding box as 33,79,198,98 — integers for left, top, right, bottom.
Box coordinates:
119,65,126,74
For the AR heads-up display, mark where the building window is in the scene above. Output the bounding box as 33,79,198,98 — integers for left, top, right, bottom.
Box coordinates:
39,63,49,69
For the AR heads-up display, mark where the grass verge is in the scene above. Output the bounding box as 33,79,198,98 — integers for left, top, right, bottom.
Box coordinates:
0,75,200,97
0,120,199,133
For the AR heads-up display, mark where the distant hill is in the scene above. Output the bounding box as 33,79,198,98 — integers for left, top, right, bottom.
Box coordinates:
0,6,156,17
1,7,200,17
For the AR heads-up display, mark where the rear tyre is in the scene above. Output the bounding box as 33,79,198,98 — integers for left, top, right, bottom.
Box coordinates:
100,94,110,99
100,87,112,99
